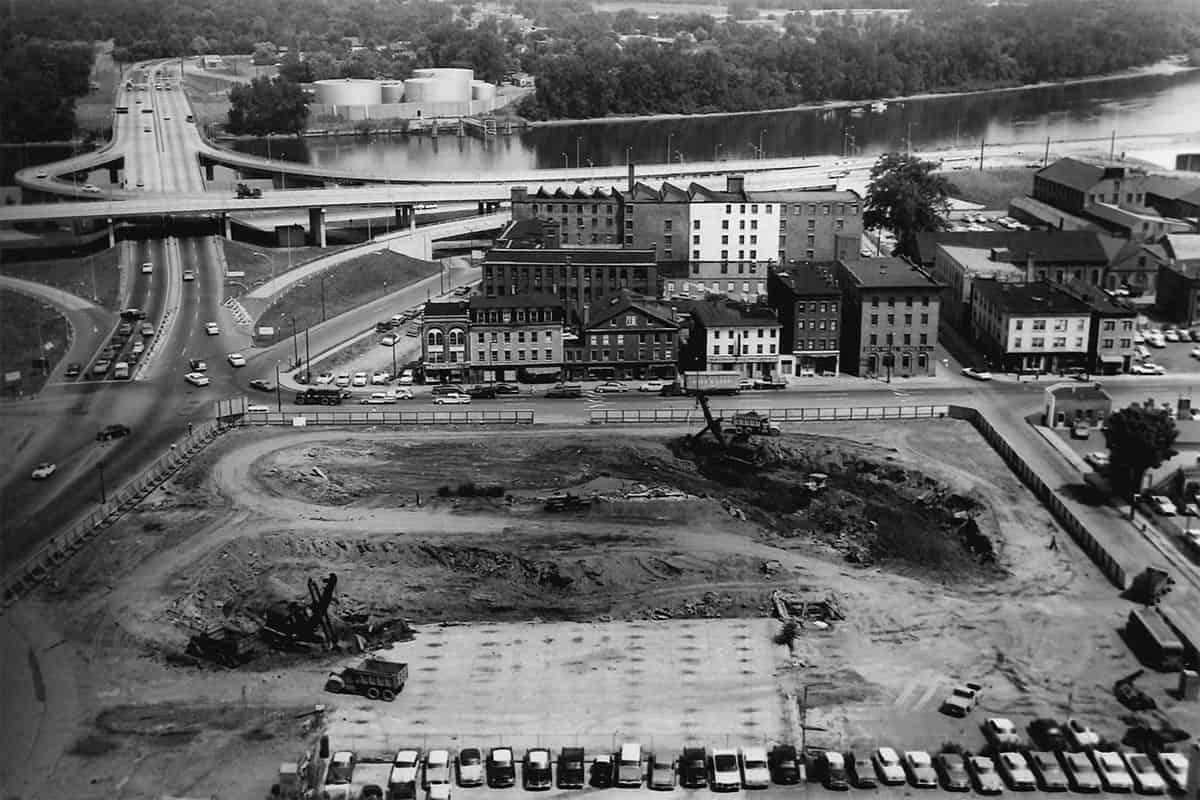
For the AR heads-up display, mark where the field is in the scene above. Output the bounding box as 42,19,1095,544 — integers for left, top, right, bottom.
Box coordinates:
0,291,71,395
8,419,1193,800
0,248,122,308
944,167,1037,210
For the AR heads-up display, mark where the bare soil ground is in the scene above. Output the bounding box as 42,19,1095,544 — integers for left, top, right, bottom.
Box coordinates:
8,420,1192,800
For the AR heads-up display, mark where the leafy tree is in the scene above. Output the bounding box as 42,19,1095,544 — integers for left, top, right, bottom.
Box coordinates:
226,76,309,136
1104,406,1179,501
862,153,954,258
252,42,278,65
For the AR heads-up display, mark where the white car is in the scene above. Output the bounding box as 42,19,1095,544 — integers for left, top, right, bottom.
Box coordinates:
371,370,391,385
426,786,450,800
739,746,770,789
961,366,993,381
334,374,351,388
398,370,414,385
391,749,421,790
872,747,907,785
1165,329,1182,342
31,462,57,480
638,380,666,392
361,392,399,405
903,751,938,788
141,262,153,273
1131,362,1166,375
131,341,145,356
35,170,48,179
316,372,334,385
997,751,1036,790
433,392,471,405
205,322,219,335
81,183,101,193
380,333,400,347
1149,495,1178,516
227,353,246,367
709,749,741,791
1092,750,1135,793
351,372,369,387
185,372,210,387
1152,752,1188,794
984,717,1022,748
424,749,452,789
1122,753,1166,794
1084,452,1110,469
246,404,271,413
183,269,195,281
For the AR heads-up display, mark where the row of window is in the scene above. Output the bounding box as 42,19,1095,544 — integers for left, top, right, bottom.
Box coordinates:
1100,319,1136,331
574,349,673,362
797,301,835,313
589,332,673,346
1012,337,1086,350
527,202,860,219
1014,318,1087,332
711,344,779,355
473,349,556,362
1101,339,1134,349
869,313,931,327
484,267,649,282
797,319,837,331
870,295,932,308
712,328,777,339
667,280,766,295
868,333,930,346
470,309,560,324
798,339,837,351
472,330,555,344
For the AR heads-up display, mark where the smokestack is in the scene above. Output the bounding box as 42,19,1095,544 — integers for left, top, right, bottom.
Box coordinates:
628,162,635,192
1026,250,1036,283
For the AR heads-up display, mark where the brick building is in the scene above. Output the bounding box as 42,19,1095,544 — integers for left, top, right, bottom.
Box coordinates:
467,293,565,383
766,262,842,377
969,280,1091,374
510,186,624,247
563,290,679,381
685,299,782,379
622,181,691,260
837,258,942,378
420,300,471,384
753,189,864,263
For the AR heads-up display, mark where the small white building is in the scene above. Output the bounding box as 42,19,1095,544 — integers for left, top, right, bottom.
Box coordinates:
687,299,783,379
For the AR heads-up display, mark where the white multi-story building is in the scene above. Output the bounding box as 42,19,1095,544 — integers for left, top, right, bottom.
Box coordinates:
969,279,1092,374
687,299,783,380
688,176,781,266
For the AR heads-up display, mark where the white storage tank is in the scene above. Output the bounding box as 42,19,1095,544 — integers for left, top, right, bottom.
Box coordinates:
422,68,473,102
313,78,382,106
470,81,496,102
380,82,406,103
402,77,437,103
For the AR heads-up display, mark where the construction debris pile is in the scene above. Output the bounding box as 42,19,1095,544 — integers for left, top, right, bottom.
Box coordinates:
771,589,845,626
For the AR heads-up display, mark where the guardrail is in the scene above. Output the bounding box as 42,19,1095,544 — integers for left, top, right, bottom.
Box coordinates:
0,418,234,613
243,409,535,425
588,405,950,424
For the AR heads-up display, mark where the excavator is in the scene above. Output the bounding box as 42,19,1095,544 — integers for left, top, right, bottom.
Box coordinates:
263,572,340,649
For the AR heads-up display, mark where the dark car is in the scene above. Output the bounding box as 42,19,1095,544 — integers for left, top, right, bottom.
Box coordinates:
648,754,676,790
847,751,877,789
821,752,850,790
64,362,82,378
117,322,134,336
431,384,465,397
376,321,397,332
679,747,708,788
486,747,516,788
590,754,614,788
466,385,497,399
457,747,484,787
1029,718,1069,751
1028,751,1069,792
557,747,585,789
545,383,583,399
96,423,131,441
659,382,687,397
494,383,521,395
768,745,801,785
523,748,552,790
120,308,147,320
249,378,275,392
935,753,972,792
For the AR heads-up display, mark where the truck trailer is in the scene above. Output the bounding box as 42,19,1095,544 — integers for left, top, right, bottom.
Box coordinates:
682,371,742,395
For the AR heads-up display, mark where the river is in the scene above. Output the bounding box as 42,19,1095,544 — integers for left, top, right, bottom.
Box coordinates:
231,67,1200,177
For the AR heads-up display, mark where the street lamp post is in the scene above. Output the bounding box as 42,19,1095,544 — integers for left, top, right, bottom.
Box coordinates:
759,128,766,160
96,461,107,505
576,137,582,170
275,362,282,412
562,152,569,171
666,133,673,165
748,141,760,160
906,121,917,155
625,146,632,167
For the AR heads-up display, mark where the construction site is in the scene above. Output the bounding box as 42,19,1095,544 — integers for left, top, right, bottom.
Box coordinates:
5,410,1200,799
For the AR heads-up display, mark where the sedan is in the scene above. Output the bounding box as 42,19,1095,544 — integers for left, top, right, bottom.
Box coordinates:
1123,753,1166,794
985,717,1023,749
351,372,369,387
140,322,155,336
648,754,676,790
962,366,993,381
1149,495,1178,516
594,381,629,393
457,748,484,787
316,372,334,385
361,392,399,405
739,746,770,789
935,753,971,792
424,749,452,789
371,371,391,385
768,745,801,786
1060,751,1102,793
92,358,112,375
485,748,516,788
188,358,208,372
380,333,400,347
31,462,57,480
1152,752,1188,794
998,751,1036,791
821,751,850,791
638,380,667,392
81,183,101,193
1029,719,1069,750
1084,452,1110,470
904,751,938,788
182,269,195,281
249,379,275,392
1132,362,1166,375
494,383,521,395
227,353,246,367
1028,751,1069,791
709,749,740,792
391,749,420,790
966,755,1004,795
1093,750,1135,792
873,747,907,785
433,392,471,405
334,374,351,388
185,372,210,387
679,748,708,788
64,362,82,378
205,322,219,335
141,261,153,273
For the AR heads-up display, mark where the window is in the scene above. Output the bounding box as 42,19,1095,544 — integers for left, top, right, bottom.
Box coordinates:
722,234,729,245
921,296,929,307
1032,320,1046,331
693,235,700,245
807,219,816,231
1120,338,1131,348
693,250,700,260
904,314,912,325
477,332,485,343
835,219,844,231
887,314,895,325
1032,337,1044,347
829,320,836,331
1052,336,1066,347
756,344,763,354
664,220,672,231
477,350,485,361
1053,320,1068,332
1074,337,1084,347
518,349,526,361
693,220,700,229
887,297,895,307
721,219,729,229
1103,338,1114,348
869,334,878,345
919,333,927,345
870,314,878,325
750,220,758,231
504,350,512,361
871,296,879,308
903,334,911,345
1015,319,1024,330
920,313,928,325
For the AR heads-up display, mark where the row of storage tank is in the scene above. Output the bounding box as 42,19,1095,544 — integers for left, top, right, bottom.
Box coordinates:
312,69,497,106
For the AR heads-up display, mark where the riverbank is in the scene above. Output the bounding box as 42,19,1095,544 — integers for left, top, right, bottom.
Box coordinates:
524,56,1199,128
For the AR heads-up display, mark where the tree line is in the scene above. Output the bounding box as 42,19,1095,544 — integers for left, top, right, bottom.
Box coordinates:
0,38,94,142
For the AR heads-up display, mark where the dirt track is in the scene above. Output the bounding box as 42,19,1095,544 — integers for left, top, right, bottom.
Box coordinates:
6,420,1165,800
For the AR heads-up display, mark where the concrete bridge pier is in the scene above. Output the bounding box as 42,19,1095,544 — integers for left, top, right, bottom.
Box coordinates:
219,213,231,240
205,164,216,182
108,167,120,185
477,201,501,215
106,218,116,248
308,207,327,248
395,205,414,230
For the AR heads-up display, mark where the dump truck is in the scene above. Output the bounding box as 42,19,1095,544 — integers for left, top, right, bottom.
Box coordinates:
236,182,263,198
295,388,344,406
682,371,741,395
325,658,407,701
185,624,258,667
544,493,593,512
728,411,782,437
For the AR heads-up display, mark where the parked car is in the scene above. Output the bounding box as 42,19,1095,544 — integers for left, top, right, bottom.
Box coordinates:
120,308,147,320
31,462,57,480
140,322,155,336
227,352,246,367
1165,329,1182,342
873,747,907,785
962,366,994,381
96,423,132,441
1072,420,1092,440
424,750,452,789
1132,362,1166,375
1149,495,1178,516
334,374,351,388
1084,452,1110,470
1123,753,1166,795
522,748,552,790
456,748,484,787
185,372,210,386
617,743,643,788
205,322,219,335
330,751,357,784
594,381,629,393
118,321,134,336
1092,750,1135,793
737,378,755,391
1030,718,1069,750
709,749,741,792
679,747,708,788
638,380,667,392
1066,718,1101,750
545,383,583,398
141,261,154,273
431,383,465,396
556,748,585,789
93,358,113,375
984,717,1023,749
182,269,195,281
648,754,676,791
1059,751,1103,793
433,392,471,405
361,392,399,405
966,755,1004,795
64,362,82,378
1028,751,1069,791
371,371,391,385
316,372,334,385
845,751,875,788
904,751,938,788
188,358,208,372
821,751,850,791
466,385,497,399
398,370,414,385
935,753,971,792
767,745,801,785
494,383,521,395
998,751,1037,790
381,333,400,347
391,749,420,795
352,372,369,387
940,682,983,717
1151,751,1188,794
485,748,516,788
590,754,613,788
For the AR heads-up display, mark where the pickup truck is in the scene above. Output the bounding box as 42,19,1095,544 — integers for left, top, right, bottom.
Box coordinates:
940,682,983,717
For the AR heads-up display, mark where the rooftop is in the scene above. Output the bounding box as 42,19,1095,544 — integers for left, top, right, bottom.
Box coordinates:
424,300,469,317
1058,279,1135,315
483,248,657,266
1036,157,1107,192
972,279,1091,315
772,262,842,296
1046,382,1111,403
914,229,1112,267
750,188,861,203
936,244,1028,279
689,299,780,327
1165,234,1200,263
469,292,564,310
840,258,942,289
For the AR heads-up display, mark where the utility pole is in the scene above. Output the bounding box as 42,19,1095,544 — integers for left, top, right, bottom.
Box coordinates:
1044,136,1051,168
275,362,282,412
759,129,766,160
304,327,311,378
666,133,673,165
1109,129,1116,161
978,137,986,171
97,461,107,505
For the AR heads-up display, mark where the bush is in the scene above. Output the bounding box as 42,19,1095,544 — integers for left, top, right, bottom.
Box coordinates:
438,483,505,498
436,485,452,497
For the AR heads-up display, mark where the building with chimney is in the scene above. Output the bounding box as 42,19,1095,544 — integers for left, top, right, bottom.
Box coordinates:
766,262,843,377
1054,280,1137,374
562,290,680,381
837,258,942,378
1155,234,1200,324
685,299,783,379
622,181,691,259
752,188,864,263
509,186,625,247
969,279,1091,374
467,293,565,383
420,300,471,384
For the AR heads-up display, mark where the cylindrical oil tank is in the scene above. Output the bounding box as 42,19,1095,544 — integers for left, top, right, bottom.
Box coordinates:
313,79,382,106
402,77,437,103
412,68,438,80
422,68,473,102
380,82,406,104
470,81,496,102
